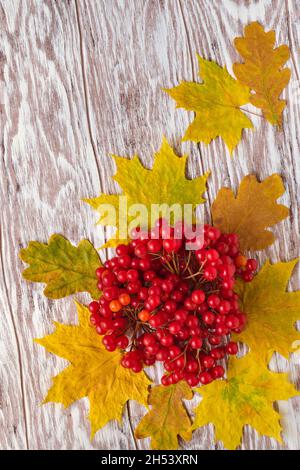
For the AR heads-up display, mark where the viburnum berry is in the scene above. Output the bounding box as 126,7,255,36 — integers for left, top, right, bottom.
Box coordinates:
138,309,150,322
89,222,257,387
226,341,238,355
89,301,99,314
119,293,131,306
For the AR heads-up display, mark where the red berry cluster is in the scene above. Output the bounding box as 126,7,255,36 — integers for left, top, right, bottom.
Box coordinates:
89,221,257,387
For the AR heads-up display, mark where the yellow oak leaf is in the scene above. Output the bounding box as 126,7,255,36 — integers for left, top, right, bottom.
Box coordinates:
35,302,151,439
84,137,209,248
234,259,300,362
211,174,289,251
135,381,193,450
19,234,101,299
233,22,290,126
164,56,253,153
192,352,299,450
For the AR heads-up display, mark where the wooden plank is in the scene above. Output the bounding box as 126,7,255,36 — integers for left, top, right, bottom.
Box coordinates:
0,0,299,449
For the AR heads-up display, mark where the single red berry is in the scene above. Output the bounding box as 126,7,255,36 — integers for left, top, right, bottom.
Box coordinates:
147,239,162,253
218,300,231,315
116,244,129,256
117,335,129,349
242,271,254,282
211,365,225,379
116,270,127,283
186,358,199,373
89,301,99,314
143,333,157,347
189,336,203,349
191,289,205,305
207,294,220,309
246,258,257,272
103,286,119,301
225,314,240,329
96,267,105,279
206,227,221,241
206,249,219,261
138,287,149,301
134,244,148,259
169,345,181,358
139,258,151,271
185,374,199,387
156,348,169,361
199,371,213,384
127,269,139,282
201,355,215,369
175,309,188,322
203,265,217,281
161,374,171,386
208,334,222,346
118,254,131,268
226,341,238,355
202,311,215,325
90,312,101,326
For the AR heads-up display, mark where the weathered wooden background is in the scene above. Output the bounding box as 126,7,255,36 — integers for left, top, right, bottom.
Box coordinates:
0,0,299,450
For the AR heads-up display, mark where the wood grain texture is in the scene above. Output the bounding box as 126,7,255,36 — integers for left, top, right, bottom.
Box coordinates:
0,0,299,450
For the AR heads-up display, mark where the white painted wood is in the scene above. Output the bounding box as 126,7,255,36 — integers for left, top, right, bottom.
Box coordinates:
0,0,299,449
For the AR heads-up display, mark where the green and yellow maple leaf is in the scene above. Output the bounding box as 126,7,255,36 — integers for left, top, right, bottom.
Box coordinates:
84,137,209,248
192,352,299,450
164,56,253,153
35,302,151,438
235,259,300,362
135,381,193,449
233,22,290,126
19,234,101,299
212,174,289,251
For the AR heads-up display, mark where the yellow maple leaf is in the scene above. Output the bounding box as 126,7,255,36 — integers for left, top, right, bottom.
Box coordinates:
211,174,289,251
35,302,151,438
235,259,300,362
19,234,102,299
164,56,253,153
192,352,299,450
84,137,209,247
135,382,193,450
233,22,290,126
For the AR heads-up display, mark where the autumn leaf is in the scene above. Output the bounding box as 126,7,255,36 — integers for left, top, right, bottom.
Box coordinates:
233,22,290,126
19,234,101,299
212,174,289,251
35,302,151,438
164,56,253,153
192,352,299,450
84,137,209,247
135,382,193,450
235,259,300,362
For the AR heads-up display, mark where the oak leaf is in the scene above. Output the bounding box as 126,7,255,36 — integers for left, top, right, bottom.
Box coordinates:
235,259,300,362
192,353,299,449
35,302,151,438
164,56,253,153
19,234,101,299
135,381,193,449
212,174,289,251
233,22,290,126
85,138,209,247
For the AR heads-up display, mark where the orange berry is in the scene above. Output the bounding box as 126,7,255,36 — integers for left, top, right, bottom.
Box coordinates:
119,293,131,306
109,300,122,312
235,254,247,268
138,309,150,322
